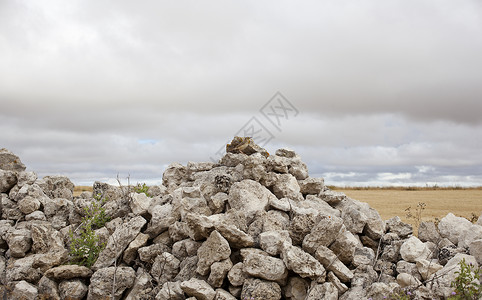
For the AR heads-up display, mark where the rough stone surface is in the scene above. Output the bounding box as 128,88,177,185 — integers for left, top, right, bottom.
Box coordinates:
302,215,344,255
305,282,338,300
196,230,231,276
87,266,136,300
438,212,473,245
418,221,442,244
11,280,38,300
400,236,431,263
59,279,88,300
180,278,216,300
228,179,274,219
150,252,180,285
45,265,92,280
281,243,325,279
0,170,17,193
241,278,282,300
0,148,26,171
243,252,288,282
314,245,354,282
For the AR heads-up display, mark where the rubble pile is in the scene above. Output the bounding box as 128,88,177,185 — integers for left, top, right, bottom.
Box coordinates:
0,138,481,299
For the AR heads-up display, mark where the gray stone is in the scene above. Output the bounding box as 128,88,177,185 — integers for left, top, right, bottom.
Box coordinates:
459,223,482,248
169,221,190,242
351,264,377,288
226,136,269,157
418,221,442,244
45,265,92,280
228,179,274,219
196,230,231,276
6,255,42,283
151,252,180,285
215,288,237,300
259,230,292,256
172,238,202,260
156,281,184,300
16,171,37,187
0,170,16,193
0,148,26,171
1,194,23,220
87,266,136,300
329,229,360,265
283,276,309,300
272,173,303,201
339,286,366,300
298,177,324,195
243,252,288,282
396,260,422,281
208,192,228,214
138,243,171,263
416,258,443,281
129,192,152,216
469,239,482,265
305,282,338,300
146,203,179,237
92,216,147,270
428,253,479,298
25,210,46,221
314,245,354,282
18,196,41,214
241,278,282,300
215,221,254,248
227,262,247,286
327,271,348,295
269,197,291,212
366,282,399,300
123,232,149,264
180,278,216,300
281,243,325,279
174,256,199,282
386,216,413,238
38,175,75,199
5,228,32,258
302,215,344,255
397,272,421,288
207,258,232,288
59,280,88,300
38,275,60,300
184,212,215,241
162,163,187,189
352,246,375,267
438,212,473,245
400,236,431,263
318,189,346,206
11,280,38,299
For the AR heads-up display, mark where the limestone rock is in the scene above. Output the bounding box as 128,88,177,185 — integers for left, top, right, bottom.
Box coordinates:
162,163,187,190
87,266,136,300
228,179,274,219
438,212,473,245
272,173,303,201
93,216,146,270
0,148,26,171
147,203,178,237
150,252,180,285
418,221,442,244
227,262,247,287
226,136,269,157
59,280,88,300
5,228,32,258
259,230,292,256
269,197,291,212
37,175,75,200
207,258,232,288
215,288,237,300
281,243,325,279
352,246,375,267
18,196,41,214
319,189,346,206
302,215,344,255
400,236,431,263
329,230,360,265
0,170,17,193
283,277,309,300
459,223,482,248
243,252,288,282
129,192,152,216
416,259,443,281
386,216,412,238
305,282,338,300
45,265,92,280
214,221,254,248
138,243,171,263
241,278,282,300
314,245,354,282
5,255,42,283
174,256,199,282
196,230,231,276
298,177,324,195
366,282,399,300
123,232,149,264
469,239,482,265
156,281,184,300
180,278,216,300
11,280,38,300
397,272,421,288
38,275,60,300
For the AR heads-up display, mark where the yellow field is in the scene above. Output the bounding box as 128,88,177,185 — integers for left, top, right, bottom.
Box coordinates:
334,188,482,229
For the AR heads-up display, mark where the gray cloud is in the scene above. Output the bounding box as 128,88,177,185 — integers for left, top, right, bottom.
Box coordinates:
1,0,481,186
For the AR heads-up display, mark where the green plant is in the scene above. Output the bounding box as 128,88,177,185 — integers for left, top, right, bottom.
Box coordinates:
134,182,150,197
388,289,413,299
449,258,481,300
68,195,110,268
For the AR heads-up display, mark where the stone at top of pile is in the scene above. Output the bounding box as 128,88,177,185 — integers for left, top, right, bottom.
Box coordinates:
226,136,270,158
0,148,26,172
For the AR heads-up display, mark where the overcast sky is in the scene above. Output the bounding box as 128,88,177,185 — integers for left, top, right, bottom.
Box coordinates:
1,0,482,187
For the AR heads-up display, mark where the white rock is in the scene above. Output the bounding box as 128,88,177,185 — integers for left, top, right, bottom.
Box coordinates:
438,213,473,245
400,236,431,263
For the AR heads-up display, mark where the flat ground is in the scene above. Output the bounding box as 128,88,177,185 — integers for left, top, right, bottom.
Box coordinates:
74,186,482,230
333,188,482,230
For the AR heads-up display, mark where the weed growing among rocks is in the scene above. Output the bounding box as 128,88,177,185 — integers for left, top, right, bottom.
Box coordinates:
449,258,481,300
68,194,110,267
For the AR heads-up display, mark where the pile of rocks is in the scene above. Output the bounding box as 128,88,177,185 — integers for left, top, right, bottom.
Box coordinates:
0,139,481,300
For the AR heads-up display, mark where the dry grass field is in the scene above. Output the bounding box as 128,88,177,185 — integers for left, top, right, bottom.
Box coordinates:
74,185,482,231
333,187,482,231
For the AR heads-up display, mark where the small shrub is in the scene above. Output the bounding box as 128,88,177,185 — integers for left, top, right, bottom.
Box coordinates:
405,202,426,231
68,195,110,268
134,182,150,197
449,258,481,300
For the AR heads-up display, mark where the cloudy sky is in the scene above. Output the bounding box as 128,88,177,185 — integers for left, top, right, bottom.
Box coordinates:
1,0,482,187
